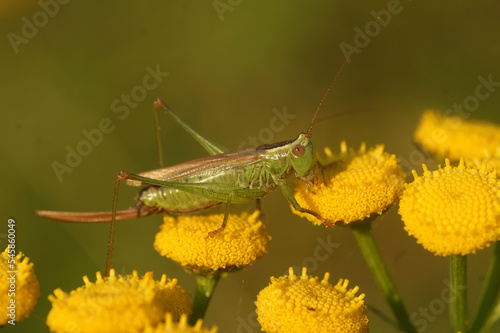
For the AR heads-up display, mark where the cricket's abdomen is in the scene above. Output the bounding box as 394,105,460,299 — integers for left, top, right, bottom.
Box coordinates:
139,186,222,213
138,158,287,213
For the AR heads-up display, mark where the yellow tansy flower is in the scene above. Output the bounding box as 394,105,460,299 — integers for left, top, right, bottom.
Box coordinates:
414,109,500,161
466,147,500,174
145,313,218,333
399,158,500,255
255,267,368,333
154,211,270,274
292,141,406,226
0,247,40,325
47,269,192,333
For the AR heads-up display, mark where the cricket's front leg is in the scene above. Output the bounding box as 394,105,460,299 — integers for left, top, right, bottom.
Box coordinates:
297,162,321,193
278,180,332,226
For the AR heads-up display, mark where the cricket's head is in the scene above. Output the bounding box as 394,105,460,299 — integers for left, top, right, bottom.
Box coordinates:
289,133,315,178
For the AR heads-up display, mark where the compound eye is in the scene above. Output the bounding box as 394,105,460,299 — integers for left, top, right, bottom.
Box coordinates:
292,144,305,157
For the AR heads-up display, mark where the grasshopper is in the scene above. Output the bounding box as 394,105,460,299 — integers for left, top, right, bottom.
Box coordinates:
36,98,329,274
37,97,328,228
36,12,380,276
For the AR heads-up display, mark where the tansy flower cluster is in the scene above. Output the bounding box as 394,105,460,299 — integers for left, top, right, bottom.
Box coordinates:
0,247,40,325
154,210,270,274
414,109,500,161
47,269,192,333
466,146,500,174
255,267,368,333
144,313,218,333
399,158,500,256
292,141,406,226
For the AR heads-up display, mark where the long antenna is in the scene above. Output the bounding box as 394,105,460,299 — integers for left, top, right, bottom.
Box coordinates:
306,1,391,138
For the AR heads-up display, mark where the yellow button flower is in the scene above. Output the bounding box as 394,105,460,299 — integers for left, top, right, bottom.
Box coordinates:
292,141,406,226
154,211,270,274
414,109,500,161
47,269,192,333
399,158,500,255
0,247,40,325
466,147,500,174
145,313,218,333
255,267,368,333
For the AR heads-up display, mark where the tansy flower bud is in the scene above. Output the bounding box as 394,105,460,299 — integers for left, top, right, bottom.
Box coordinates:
154,211,270,275
255,267,369,333
144,313,218,333
414,109,500,161
399,158,500,255
0,247,40,325
47,269,192,333
292,141,406,226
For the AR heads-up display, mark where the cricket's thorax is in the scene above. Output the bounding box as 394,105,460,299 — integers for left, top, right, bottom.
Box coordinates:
137,144,295,214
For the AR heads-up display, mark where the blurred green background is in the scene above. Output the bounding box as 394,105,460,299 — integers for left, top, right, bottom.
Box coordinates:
1,0,499,332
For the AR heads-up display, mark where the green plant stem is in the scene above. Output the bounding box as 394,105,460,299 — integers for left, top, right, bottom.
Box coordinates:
188,274,220,325
451,254,468,333
480,300,500,333
350,221,417,333
470,241,500,333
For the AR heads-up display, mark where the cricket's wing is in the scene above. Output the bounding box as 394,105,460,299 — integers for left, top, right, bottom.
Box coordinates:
126,149,265,186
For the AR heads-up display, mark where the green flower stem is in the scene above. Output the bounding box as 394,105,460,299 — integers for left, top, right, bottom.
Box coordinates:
189,274,221,325
350,220,417,333
450,254,468,333
480,300,500,333
470,241,500,333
